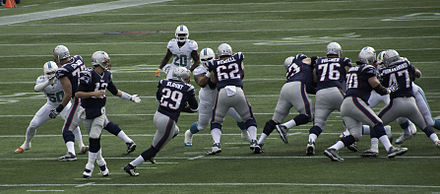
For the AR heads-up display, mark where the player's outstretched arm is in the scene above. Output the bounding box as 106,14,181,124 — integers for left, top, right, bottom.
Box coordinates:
34,77,55,92
117,90,141,103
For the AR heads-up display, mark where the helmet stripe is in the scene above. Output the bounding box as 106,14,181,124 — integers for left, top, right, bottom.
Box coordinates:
203,48,207,55
47,62,52,68
180,25,183,31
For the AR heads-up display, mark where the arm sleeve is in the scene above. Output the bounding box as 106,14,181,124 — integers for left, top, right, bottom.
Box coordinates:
107,81,118,95
156,80,163,101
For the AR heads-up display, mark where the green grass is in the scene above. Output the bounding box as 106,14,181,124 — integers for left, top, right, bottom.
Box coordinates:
1,0,440,193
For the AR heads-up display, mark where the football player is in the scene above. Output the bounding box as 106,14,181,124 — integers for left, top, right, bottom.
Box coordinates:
184,48,251,147
377,49,440,149
257,54,314,152
49,45,87,161
155,24,199,78
15,61,87,154
76,51,141,178
124,67,198,176
204,43,260,155
304,42,352,156
324,47,408,162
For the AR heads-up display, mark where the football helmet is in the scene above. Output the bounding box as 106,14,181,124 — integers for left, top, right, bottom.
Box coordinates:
326,42,342,57
376,50,386,66
200,48,215,67
383,49,400,67
172,66,191,83
217,43,232,57
357,46,376,65
43,61,58,79
283,56,295,69
175,25,189,43
91,51,110,70
53,45,70,64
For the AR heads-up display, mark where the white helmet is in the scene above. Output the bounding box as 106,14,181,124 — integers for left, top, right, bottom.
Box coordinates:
357,46,376,65
217,43,232,57
200,48,215,65
172,67,191,83
383,49,400,67
283,56,295,69
53,45,70,64
43,61,58,79
326,42,342,57
376,50,386,66
91,51,110,70
175,25,189,43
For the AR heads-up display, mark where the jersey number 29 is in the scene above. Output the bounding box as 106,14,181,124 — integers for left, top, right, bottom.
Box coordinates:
160,88,183,110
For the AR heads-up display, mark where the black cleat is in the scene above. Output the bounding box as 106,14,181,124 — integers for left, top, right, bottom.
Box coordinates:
324,148,344,162
124,164,139,176
126,142,136,154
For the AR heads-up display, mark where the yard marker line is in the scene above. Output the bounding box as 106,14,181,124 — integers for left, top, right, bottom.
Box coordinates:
27,190,64,192
136,167,158,169
75,182,95,188
187,155,204,160
3,182,440,188
73,178,111,181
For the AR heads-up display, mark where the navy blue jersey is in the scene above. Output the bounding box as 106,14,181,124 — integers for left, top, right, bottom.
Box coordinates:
285,53,315,94
345,64,377,104
55,55,86,98
156,79,198,122
314,57,352,91
78,68,118,119
379,59,415,99
207,52,244,89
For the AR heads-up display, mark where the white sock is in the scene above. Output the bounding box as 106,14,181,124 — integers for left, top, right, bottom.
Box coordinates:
211,128,222,144
362,125,370,135
130,155,145,167
430,133,439,143
370,138,379,152
379,135,392,151
117,131,133,143
25,127,36,144
96,149,106,166
329,141,345,151
247,126,257,140
88,150,98,165
384,125,392,139
308,133,317,143
66,141,75,154
258,133,267,145
342,129,350,137
73,127,85,148
283,119,296,129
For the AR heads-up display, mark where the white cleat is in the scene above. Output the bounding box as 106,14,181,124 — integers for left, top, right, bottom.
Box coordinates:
184,130,193,146
241,130,251,142
206,143,222,155
408,122,417,135
99,165,109,177
395,133,412,145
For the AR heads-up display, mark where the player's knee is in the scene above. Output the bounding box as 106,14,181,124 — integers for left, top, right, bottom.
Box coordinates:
244,117,257,128
62,130,75,143
263,119,277,135
293,114,311,126
341,135,356,146
309,126,322,136
211,122,222,131
236,121,246,131
104,121,121,136
89,138,101,153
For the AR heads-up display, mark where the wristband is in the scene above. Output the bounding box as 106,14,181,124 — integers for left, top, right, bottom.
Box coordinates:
121,92,131,100
56,104,64,112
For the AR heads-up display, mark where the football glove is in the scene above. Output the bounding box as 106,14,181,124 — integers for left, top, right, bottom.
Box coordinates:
130,94,141,103
155,69,161,77
49,104,64,119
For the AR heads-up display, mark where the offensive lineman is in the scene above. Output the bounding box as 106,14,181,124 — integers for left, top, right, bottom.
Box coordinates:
76,51,141,178
124,67,198,176
15,61,87,154
257,54,314,152
184,48,251,146
324,47,408,162
155,24,199,78
205,43,260,155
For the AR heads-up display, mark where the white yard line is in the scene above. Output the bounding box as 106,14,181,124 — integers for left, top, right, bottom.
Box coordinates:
0,0,174,26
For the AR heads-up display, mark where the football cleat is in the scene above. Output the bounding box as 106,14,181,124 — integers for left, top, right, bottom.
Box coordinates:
324,148,344,162
58,152,77,161
79,146,89,154
347,143,359,152
250,139,260,151
241,130,251,142
124,164,139,176
126,141,136,154
83,168,93,178
99,165,109,177
15,147,24,153
435,140,440,149
184,130,193,146
306,141,315,156
360,149,379,158
15,142,31,153
408,122,417,135
206,143,222,155
395,133,412,145
253,143,264,154
275,124,289,144
387,146,408,158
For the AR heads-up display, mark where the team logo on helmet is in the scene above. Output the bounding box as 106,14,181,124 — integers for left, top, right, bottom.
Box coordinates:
217,43,232,57
43,61,58,79
91,51,111,70
175,25,189,43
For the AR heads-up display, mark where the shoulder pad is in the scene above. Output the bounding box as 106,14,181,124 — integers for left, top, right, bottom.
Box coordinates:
193,66,207,76
189,40,198,50
235,52,244,60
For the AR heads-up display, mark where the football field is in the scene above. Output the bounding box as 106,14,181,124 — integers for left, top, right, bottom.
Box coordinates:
1,0,440,193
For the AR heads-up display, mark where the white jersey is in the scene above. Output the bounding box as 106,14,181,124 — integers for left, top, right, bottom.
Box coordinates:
193,66,217,103
36,76,64,106
167,39,198,69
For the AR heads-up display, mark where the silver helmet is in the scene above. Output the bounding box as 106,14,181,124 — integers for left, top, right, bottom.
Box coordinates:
357,46,376,65
175,25,189,43
383,49,400,67
53,45,70,64
283,56,295,69
376,50,386,66
91,51,110,70
200,48,215,67
326,42,342,57
217,43,232,57
172,66,191,83
43,61,58,79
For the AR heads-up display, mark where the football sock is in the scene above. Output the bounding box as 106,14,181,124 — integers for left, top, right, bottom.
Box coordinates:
384,125,392,140
117,130,133,144
370,138,379,152
211,128,222,144
189,122,199,134
283,119,296,129
429,133,439,143
379,135,392,152
258,133,267,145
362,125,370,135
247,126,257,140
329,141,344,151
66,141,75,154
73,127,85,147
130,155,145,167
25,126,36,144
308,133,317,143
